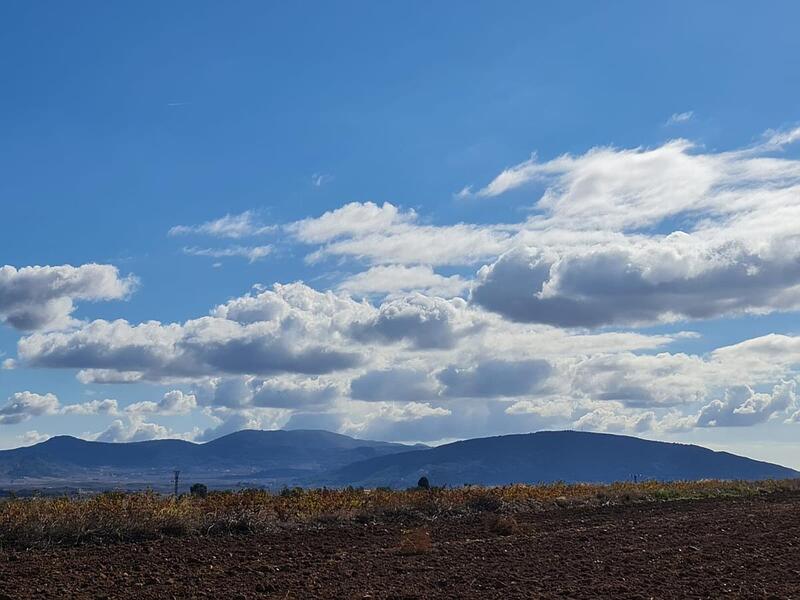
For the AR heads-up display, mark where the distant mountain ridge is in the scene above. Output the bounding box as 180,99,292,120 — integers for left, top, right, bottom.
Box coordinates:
0,429,796,492
330,430,798,488
0,429,420,490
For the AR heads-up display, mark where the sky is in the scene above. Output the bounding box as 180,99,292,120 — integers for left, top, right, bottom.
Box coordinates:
2,2,800,468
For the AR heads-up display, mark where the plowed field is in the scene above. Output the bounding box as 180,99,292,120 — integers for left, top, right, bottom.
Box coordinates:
1,492,798,599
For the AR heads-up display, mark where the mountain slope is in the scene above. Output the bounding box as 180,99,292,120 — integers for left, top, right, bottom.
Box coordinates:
330,430,799,487
1,429,795,492
0,429,420,489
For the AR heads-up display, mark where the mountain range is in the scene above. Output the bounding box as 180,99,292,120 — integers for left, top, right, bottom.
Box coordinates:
0,429,796,493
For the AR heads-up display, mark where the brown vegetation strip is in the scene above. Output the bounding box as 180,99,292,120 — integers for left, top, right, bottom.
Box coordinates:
1,479,796,547
1,488,799,598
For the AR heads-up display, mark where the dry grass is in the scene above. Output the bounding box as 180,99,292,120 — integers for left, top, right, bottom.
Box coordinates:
0,478,797,548
484,513,520,536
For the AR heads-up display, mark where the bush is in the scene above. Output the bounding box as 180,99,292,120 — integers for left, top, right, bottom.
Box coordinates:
484,514,520,536
190,483,208,498
467,491,502,513
417,476,430,490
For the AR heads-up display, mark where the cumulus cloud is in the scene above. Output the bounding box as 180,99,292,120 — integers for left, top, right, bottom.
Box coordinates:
169,211,273,238
13,127,800,441
350,368,437,402
76,369,144,384
350,294,477,350
0,264,136,331
19,284,370,381
197,407,288,442
0,393,126,424
287,202,416,244
574,405,656,433
95,417,173,443
437,359,551,398
194,376,339,410
61,398,120,416
696,381,797,427
0,392,60,425
472,235,800,327
571,352,707,407
338,265,468,298
370,402,450,422
126,390,197,415
251,380,338,409
18,430,50,446
708,334,800,380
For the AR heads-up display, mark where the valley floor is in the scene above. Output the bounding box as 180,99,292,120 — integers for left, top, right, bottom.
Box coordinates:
1,491,798,599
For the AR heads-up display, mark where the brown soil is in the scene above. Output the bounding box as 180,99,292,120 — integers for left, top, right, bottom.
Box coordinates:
1,492,798,599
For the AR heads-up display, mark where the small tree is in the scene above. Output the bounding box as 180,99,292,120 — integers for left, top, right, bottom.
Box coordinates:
417,476,430,490
190,483,208,498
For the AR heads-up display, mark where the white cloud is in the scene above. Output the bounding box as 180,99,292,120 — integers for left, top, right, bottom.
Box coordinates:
0,392,60,425
311,173,333,187
18,284,373,381
197,407,288,442
17,283,483,384
571,352,707,407
12,127,800,443
169,211,273,238
666,110,694,125
470,137,800,233
76,369,144,384
350,294,477,350
437,359,551,398
18,431,50,446
350,368,437,402
708,334,800,381
193,376,338,410
61,398,120,416
762,126,800,150
574,404,656,433
371,402,450,422
289,201,515,267
0,264,137,331
338,265,468,298
472,234,800,327
182,245,272,263
95,416,173,443
126,390,197,415
288,202,416,244
696,380,797,427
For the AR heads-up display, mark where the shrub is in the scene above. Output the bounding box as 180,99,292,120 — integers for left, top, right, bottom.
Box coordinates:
417,476,430,490
484,514,520,536
467,491,502,513
190,483,208,498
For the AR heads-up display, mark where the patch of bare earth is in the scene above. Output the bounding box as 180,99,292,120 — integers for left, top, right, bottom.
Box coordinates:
1,492,798,599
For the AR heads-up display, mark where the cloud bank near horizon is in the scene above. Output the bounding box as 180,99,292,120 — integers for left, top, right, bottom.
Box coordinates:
4,127,800,445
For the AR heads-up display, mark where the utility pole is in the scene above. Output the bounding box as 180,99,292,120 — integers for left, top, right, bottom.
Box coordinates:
173,469,180,497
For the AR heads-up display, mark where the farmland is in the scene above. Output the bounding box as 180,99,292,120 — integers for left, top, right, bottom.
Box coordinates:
1,479,798,598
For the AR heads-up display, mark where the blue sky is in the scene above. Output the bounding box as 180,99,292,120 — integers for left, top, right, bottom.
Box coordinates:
2,2,800,467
